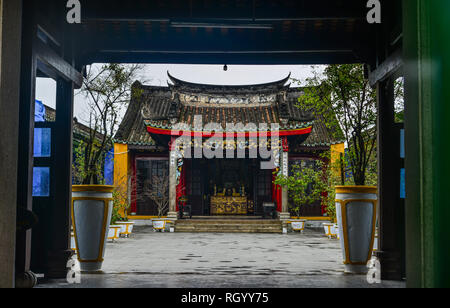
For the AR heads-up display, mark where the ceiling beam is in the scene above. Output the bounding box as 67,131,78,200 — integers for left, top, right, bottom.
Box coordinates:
82,50,361,66
369,49,403,87
81,0,367,23
34,39,83,87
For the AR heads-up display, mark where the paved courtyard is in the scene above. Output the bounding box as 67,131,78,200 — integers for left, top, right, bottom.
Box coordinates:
38,226,405,288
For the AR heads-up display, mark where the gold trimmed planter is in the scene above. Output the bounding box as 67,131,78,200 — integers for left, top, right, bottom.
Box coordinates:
71,185,114,271
289,219,307,233
116,221,135,237
108,225,121,242
152,219,167,232
323,223,337,239
334,223,340,240
335,186,377,274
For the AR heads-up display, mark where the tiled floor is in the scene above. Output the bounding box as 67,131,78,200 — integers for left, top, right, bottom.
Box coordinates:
37,227,405,288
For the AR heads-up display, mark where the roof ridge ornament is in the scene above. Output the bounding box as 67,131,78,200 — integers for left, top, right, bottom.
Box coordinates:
167,71,291,90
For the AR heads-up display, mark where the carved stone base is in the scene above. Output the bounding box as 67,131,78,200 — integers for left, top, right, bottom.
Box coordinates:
278,212,291,221
167,211,178,222
15,271,37,288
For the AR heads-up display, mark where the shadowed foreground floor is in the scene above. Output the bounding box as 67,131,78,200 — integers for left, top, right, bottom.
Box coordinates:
37,227,405,288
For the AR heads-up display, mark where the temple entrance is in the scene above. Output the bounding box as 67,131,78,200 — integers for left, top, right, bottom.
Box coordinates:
1,0,423,289
185,159,273,217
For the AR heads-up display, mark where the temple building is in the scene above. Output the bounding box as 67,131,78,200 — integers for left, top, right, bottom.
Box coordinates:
113,73,344,222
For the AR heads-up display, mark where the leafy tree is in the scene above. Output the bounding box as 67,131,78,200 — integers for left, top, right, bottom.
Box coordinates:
275,152,336,220
296,65,404,186
74,63,144,184
296,64,376,186
111,173,132,224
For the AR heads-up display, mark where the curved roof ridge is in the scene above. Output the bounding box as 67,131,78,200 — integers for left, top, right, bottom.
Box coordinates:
167,71,291,90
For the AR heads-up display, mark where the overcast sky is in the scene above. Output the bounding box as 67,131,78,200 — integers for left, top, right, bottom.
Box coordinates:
35,64,324,125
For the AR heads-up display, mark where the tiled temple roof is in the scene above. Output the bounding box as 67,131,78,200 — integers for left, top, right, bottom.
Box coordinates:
114,76,343,148
44,105,106,142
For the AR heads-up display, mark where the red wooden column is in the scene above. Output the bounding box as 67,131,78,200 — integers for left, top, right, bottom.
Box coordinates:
272,171,282,212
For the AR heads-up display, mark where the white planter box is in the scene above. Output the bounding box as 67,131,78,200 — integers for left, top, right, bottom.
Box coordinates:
116,221,135,237
290,219,307,233
152,219,166,232
323,223,336,239
108,225,121,242
334,223,340,240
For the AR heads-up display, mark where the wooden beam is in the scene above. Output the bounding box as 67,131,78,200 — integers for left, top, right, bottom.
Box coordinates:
369,49,403,87
34,39,82,87
82,51,361,66
82,0,367,22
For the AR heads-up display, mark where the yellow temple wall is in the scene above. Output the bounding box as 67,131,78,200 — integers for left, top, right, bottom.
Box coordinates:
114,143,129,217
330,143,345,178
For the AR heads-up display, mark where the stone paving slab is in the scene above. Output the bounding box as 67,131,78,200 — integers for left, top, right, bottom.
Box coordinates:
37,226,405,288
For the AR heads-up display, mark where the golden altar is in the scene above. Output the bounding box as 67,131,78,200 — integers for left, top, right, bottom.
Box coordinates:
210,196,248,215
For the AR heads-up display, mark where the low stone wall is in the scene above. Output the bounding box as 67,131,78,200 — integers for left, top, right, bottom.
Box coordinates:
129,219,153,226
305,220,331,230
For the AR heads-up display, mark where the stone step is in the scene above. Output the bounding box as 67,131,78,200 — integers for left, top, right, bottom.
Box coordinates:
175,224,281,228
175,224,282,229
174,219,283,233
176,220,280,225
175,228,282,233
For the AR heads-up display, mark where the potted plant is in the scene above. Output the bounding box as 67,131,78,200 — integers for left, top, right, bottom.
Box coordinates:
71,64,143,271
296,64,401,273
323,186,338,239
275,155,333,234
145,171,170,232
107,201,123,242
112,182,135,237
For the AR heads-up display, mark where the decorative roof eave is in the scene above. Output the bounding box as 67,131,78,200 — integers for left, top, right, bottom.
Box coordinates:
295,139,346,148
145,123,313,138
113,139,157,146
167,72,291,94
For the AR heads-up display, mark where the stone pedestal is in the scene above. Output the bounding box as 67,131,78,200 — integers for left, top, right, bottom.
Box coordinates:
167,211,178,222
14,271,37,289
278,212,291,232
278,212,291,221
